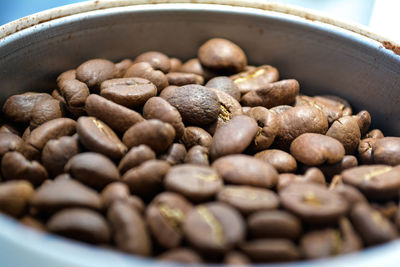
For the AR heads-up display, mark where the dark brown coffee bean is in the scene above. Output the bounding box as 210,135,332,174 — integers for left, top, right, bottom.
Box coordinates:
77,116,127,160
342,165,400,200
182,127,212,149
85,94,144,134
30,99,65,129
330,184,367,209
295,95,344,124
30,178,101,213
65,152,120,189
179,58,217,81
280,183,348,224
42,136,80,177
56,69,76,87
146,192,193,248
241,79,299,109
122,119,175,153
300,229,342,259
76,59,117,91
277,168,326,191
2,92,53,123
230,65,279,94
124,62,168,93
59,79,89,114
217,185,279,215
198,38,247,72
100,182,130,209
135,51,171,73
353,110,371,136
0,132,23,158
206,76,241,101
275,106,328,149
115,59,133,77
210,116,258,159
339,217,363,253
248,210,302,240
0,180,34,217
123,160,170,198
143,97,184,139
107,201,152,256
254,149,297,173
372,137,400,166
164,165,223,202
246,107,278,151
47,208,110,244
169,58,183,72
100,77,157,109
326,116,361,154
20,215,45,231
183,202,245,253
290,133,345,166
163,84,219,126
24,118,77,160
212,155,278,188
118,145,156,174
126,195,145,214
158,248,203,264
239,239,300,262
184,145,209,166
166,72,204,86
350,203,397,246
366,129,384,139
358,137,376,164
1,151,48,186
161,143,187,165
224,251,251,265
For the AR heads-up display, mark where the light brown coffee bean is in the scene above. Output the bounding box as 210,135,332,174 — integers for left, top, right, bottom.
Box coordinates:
224,251,251,265
161,143,187,165
20,215,45,231
366,129,384,139
326,116,361,154
0,132,23,158
126,195,145,214
339,217,363,254
0,180,34,217
158,248,203,264
65,152,120,189
115,59,133,77
118,145,156,174
100,182,130,209
230,65,279,94
246,107,278,151
353,110,371,136
184,145,209,166
269,105,292,115
179,58,217,81
317,95,353,116
358,137,376,164
169,58,183,72
59,79,89,114
76,59,117,91
182,127,212,149
122,119,175,153
0,124,20,136
56,69,76,87
295,95,344,124
277,168,326,191
212,155,278,188
300,229,342,259
166,72,204,86
206,76,241,101
239,239,300,262
124,62,168,93
254,149,297,173
77,116,127,160
135,51,171,73
30,99,64,129
372,137,400,166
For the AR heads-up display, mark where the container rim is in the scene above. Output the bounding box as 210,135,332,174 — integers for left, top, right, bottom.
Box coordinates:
0,0,399,55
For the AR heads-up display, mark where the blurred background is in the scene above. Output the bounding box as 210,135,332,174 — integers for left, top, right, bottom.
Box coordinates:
0,0,399,43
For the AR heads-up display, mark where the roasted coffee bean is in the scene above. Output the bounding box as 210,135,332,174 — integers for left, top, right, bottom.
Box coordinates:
350,203,397,246
241,79,299,108
76,58,117,91
59,79,89,114
224,251,251,265
2,92,53,123
124,62,168,93
169,58,183,72
135,51,171,73
295,95,344,124
277,168,326,191
122,119,175,153
217,185,279,215
42,136,80,177
163,84,219,126
353,110,371,136
246,107,278,151
47,208,110,244
143,97,184,139
23,118,76,160
123,160,170,198
300,229,342,259
115,58,133,77
366,129,384,139
0,180,34,217
166,72,204,86
239,239,300,262
248,210,302,240
184,145,209,166
146,192,193,248
30,178,101,213
290,133,345,166
0,132,23,158
372,137,400,166
318,95,353,116
212,155,278,188
126,195,145,214
182,127,212,149
161,143,187,165
326,116,361,154
85,94,144,134
164,165,223,202
30,99,64,129
21,126,30,141
254,149,297,173
56,69,76,87
183,202,245,253
206,76,241,101
159,85,178,99
0,124,20,136
230,65,279,95
65,152,120,189
372,201,398,221
330,184,367,209
118,145,156,174
358,138,376,164
179,58,217,81
280,183,348,224
100,182,130,209
275,106,328,149
210,116,258,159
339,217,363,253
198,38,247,72
310,155,358,181
269,104,292,115
342,165,400,200
1,151,48,186
20,215,45,231
107,201,152,256
158,248,203,264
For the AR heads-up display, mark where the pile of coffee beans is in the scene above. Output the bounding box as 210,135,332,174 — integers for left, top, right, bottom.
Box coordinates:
1,37,400,264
